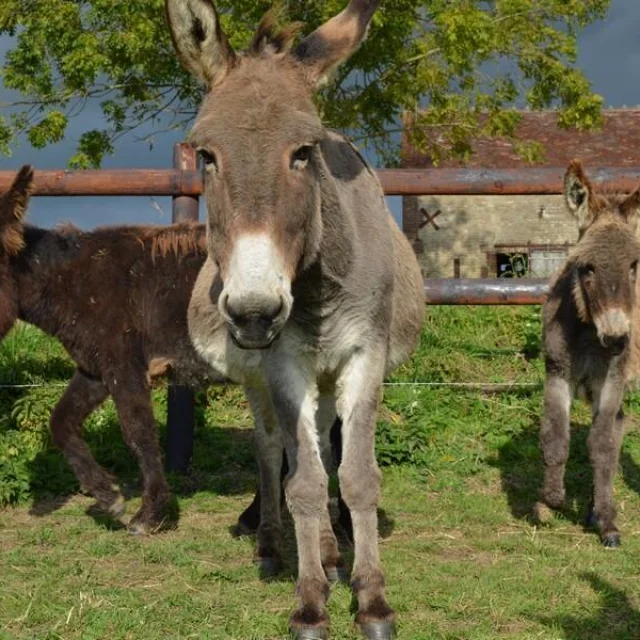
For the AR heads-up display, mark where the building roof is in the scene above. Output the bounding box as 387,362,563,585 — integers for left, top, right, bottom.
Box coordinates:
401,109,640,169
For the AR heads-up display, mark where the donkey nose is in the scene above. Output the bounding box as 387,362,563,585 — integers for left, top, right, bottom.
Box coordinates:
220,291,285,349
223,293,284,326
602,334,629,355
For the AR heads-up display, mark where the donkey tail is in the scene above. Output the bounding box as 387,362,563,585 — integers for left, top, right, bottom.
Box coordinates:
0,165,34,256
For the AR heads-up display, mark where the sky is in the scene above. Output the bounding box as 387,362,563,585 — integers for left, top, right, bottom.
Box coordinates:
1,0,640,229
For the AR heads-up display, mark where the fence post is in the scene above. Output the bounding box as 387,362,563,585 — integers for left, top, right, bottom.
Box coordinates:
166,143,199,474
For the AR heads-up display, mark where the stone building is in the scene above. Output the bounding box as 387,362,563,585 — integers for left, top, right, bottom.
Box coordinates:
401,109,640,278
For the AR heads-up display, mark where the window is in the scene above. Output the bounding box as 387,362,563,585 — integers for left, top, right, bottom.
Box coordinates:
490,244,570,278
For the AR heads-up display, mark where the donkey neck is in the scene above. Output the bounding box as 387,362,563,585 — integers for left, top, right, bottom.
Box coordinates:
12,225,84,333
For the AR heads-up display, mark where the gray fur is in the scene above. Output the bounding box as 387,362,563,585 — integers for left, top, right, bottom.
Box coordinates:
539,160,640,547
167,0,423,633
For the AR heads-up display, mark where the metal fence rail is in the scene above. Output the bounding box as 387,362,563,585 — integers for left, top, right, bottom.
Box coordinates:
3,166,640,197
424,278,548,305
2,143,634,472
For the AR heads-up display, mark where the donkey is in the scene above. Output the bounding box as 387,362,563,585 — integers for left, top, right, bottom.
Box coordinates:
168,1,425,637
0,167,220,534
538,159,640,548
0,166,350,543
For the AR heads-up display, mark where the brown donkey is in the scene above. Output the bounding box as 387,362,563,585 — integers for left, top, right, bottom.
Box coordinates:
0,167,223,534
168,1,425,637
0,165,348,541
539,160,640,547
0,166,350,544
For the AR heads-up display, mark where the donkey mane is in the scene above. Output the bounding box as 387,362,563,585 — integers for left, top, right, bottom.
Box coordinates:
248,8,303,57
589,190,633,214
39,221,207,262
140,224,207,261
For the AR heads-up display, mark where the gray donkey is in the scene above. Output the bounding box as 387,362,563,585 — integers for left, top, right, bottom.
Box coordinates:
166,0,424,637
538,159,640,548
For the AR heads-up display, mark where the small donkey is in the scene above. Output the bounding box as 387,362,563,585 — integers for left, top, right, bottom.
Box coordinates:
0,165,222,534
0,166,350,543
539,160,640,547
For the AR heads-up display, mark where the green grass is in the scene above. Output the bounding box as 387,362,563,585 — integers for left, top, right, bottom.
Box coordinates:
2,308,640,639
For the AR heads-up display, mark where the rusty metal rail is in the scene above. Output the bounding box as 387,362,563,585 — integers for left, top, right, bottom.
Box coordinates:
0,147,619,474
2,166,640,196
424,278,549,305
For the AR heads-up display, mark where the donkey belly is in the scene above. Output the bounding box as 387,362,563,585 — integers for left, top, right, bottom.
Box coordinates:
386,219,424,374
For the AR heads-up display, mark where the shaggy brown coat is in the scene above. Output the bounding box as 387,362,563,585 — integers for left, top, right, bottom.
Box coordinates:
539,159,640,547
0,166,224,533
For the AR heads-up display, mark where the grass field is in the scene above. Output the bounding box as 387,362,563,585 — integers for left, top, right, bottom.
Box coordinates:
2,307,640,639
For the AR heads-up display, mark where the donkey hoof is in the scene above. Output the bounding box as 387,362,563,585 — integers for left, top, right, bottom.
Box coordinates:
128,511,166,536
584,510,598,529
290,627,328,640
128,519,152,536
233,519,256,537
107,495,126,520
254,556,281,577
324,565,348,584
602,532,621,548
360,621,397,640
533,502,554,524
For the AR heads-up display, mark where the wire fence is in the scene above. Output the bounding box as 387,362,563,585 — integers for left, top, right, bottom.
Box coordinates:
0,380,542,391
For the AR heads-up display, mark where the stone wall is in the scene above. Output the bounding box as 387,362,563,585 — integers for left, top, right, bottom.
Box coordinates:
403,194,579,278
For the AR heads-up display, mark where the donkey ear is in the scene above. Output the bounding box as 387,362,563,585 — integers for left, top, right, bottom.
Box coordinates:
165,0,236,88
0,165,33,256
564,159,593,232
620,187,640,234
293,0,380,87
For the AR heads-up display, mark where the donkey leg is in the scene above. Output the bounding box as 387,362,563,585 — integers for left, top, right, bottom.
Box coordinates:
330,417,353,539
109,373,171,535
244,385,285,574
50,369,122,516
336,350,395,640
317,394,344,583
235,442,288,537
539,375,572,511
266,362,330,639
588,379,625,547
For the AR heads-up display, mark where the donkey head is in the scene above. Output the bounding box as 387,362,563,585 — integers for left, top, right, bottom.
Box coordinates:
564,160,640,355
167,0,379,348
0,165,33,336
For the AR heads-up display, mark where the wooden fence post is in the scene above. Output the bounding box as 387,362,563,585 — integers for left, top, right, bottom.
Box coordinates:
166,143,199,474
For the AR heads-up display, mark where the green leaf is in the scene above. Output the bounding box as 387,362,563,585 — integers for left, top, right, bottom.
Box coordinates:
0,0,612,165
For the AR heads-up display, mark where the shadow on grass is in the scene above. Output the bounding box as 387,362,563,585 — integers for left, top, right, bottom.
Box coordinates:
538,572,640,639
619,448,640,498
230,492,395,584
26,413,260,522
493,418,640,531
493,421,593,526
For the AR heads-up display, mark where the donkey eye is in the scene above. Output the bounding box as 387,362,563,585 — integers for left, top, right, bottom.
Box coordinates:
290,145,313,171
198,149,218,170
579,264,595,278
631,260,638,277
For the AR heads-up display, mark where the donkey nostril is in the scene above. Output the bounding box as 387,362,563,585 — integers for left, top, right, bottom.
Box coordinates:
223,297,248,327
270,296,284,322
223,294,284,329
613,335,629,352
603,334,629,354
